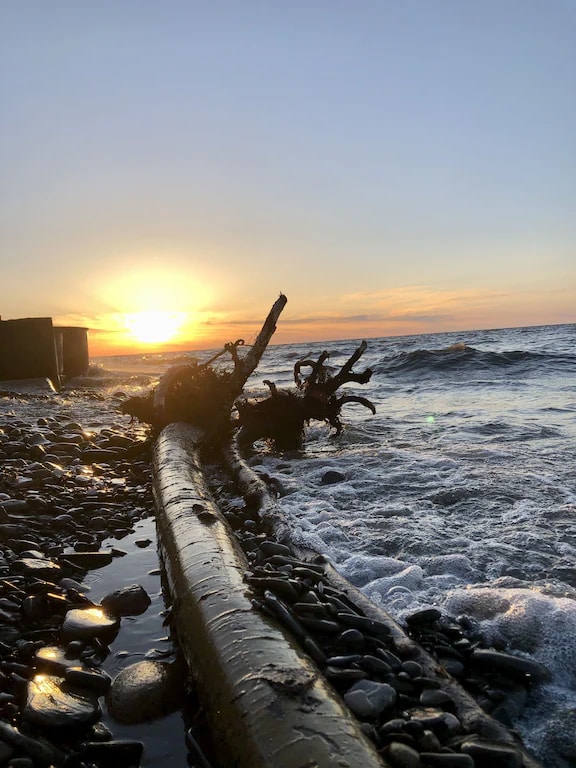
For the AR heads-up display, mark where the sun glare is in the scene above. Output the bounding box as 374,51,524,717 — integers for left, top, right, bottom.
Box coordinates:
124,311,186,345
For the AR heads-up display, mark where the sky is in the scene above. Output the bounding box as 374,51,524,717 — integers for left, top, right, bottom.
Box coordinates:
1,1,575,356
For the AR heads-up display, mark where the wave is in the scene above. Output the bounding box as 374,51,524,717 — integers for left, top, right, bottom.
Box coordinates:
377,344,576,378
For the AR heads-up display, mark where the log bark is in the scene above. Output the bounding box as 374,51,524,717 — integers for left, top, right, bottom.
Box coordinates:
153,423,388,768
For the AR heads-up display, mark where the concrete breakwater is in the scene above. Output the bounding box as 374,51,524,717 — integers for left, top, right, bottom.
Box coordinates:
153,422,544,768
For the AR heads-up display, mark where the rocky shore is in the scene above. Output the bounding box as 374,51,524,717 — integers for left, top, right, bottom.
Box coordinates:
1,404,548,768
0,410,193,767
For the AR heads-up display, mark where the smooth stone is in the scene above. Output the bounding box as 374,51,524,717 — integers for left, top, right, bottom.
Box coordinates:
258,540,293,558
21,594,51,621
13,558,61,579
5,758,33,768
420,688,456,710
402,660,423,678
65,667,112,694
361,655,392,676
337,628,366,651
35,647,80,675
460,737,522,767
0,499,32,514
384,742,421,768
106,660,185,724
101,584,151,617
59,577,90,593
405,607,442,626
61,606,120,640
325,666,367,683
345,679,396,717
23,674,101,729
320,470,346,485
470,648,550,683
343,689,374,718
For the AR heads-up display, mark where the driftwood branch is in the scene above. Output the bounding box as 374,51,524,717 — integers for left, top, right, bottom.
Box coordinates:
119,295,287,444
237,341,375,448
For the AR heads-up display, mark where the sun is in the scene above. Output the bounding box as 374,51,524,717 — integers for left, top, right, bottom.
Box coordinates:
124,311,186,345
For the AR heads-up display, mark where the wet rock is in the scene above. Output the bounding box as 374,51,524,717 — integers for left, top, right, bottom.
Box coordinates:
470,648,550,683
459,737,522,766
101,584,151,617
13,557,61,580
23,674,101,729
35,646,82,675
383,741,421,767
419,689,456,711
106,660,186,724
61,606,120,641
65,666,112,694
320,469,346,485
405,608,442,627
0,721,65,765
344,679,396,718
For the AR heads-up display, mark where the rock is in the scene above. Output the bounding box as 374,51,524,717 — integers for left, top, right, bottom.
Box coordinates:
405,608,442,627
401,660,423,678
65,667,112,694
13,557,61,580
419,688,456,711
344,679,396,718
343,689,374,718
459,738,522,767
106,660,185,724
320,470,346,485
384,741,421,768
61,606,120,641
23,674,101,729
470,648,551,683
0,721,65,765
101,584,151,617
35,646,81,675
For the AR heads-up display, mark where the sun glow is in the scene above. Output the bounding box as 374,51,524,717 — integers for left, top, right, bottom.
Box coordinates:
124,311,186,345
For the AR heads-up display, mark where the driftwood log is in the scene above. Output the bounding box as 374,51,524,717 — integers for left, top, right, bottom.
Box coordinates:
119,294,287,442
236,340,375,448
120,295,375,448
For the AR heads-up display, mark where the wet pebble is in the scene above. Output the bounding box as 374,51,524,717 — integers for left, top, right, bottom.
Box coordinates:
101,584,151,617
23,674,101,729
106,660,186,725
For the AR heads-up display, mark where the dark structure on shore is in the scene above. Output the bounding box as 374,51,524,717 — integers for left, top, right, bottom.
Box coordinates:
0,316,89,388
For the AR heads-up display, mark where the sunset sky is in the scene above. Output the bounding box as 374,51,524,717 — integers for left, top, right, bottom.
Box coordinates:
1,1,574,356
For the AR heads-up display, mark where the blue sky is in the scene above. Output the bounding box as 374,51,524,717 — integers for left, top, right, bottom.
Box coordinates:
1,1,574,353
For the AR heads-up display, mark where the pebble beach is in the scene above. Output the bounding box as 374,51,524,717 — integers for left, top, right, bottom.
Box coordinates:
0,389,197,768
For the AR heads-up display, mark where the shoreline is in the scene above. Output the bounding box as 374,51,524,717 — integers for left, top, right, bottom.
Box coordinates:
0,382,559,767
